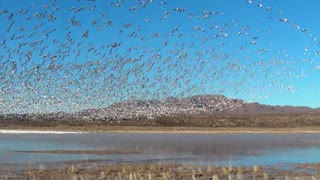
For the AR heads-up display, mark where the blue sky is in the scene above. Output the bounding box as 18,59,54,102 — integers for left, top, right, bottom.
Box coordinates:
0,0,320,113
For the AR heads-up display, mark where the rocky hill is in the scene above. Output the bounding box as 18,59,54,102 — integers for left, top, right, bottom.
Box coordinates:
77,95,245,120
76,95,319,121
225,103,317,114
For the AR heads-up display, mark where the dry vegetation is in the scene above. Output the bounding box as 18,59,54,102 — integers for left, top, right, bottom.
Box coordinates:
153,113,320,128
1,113,320,133
1,162,320,180
11,150,142,155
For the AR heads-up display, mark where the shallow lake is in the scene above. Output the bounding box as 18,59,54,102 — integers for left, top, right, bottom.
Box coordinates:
1,133,320,167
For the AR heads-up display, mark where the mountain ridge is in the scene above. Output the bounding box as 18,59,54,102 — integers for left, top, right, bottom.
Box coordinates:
78,94,320,120
1,94,319,122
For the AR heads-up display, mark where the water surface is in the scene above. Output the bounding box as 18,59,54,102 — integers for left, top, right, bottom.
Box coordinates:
1,133,320,167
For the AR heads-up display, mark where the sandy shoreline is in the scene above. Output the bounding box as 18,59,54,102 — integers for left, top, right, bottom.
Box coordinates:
1,126,320,134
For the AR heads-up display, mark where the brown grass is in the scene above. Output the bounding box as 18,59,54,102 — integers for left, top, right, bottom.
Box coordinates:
12,149,142,155
1,113,320,134
7,162,318,180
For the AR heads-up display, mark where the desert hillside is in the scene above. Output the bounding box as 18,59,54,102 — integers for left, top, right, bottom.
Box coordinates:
1,95,319,128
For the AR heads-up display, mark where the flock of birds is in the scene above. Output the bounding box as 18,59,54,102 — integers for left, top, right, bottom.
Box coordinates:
0,0,319,119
